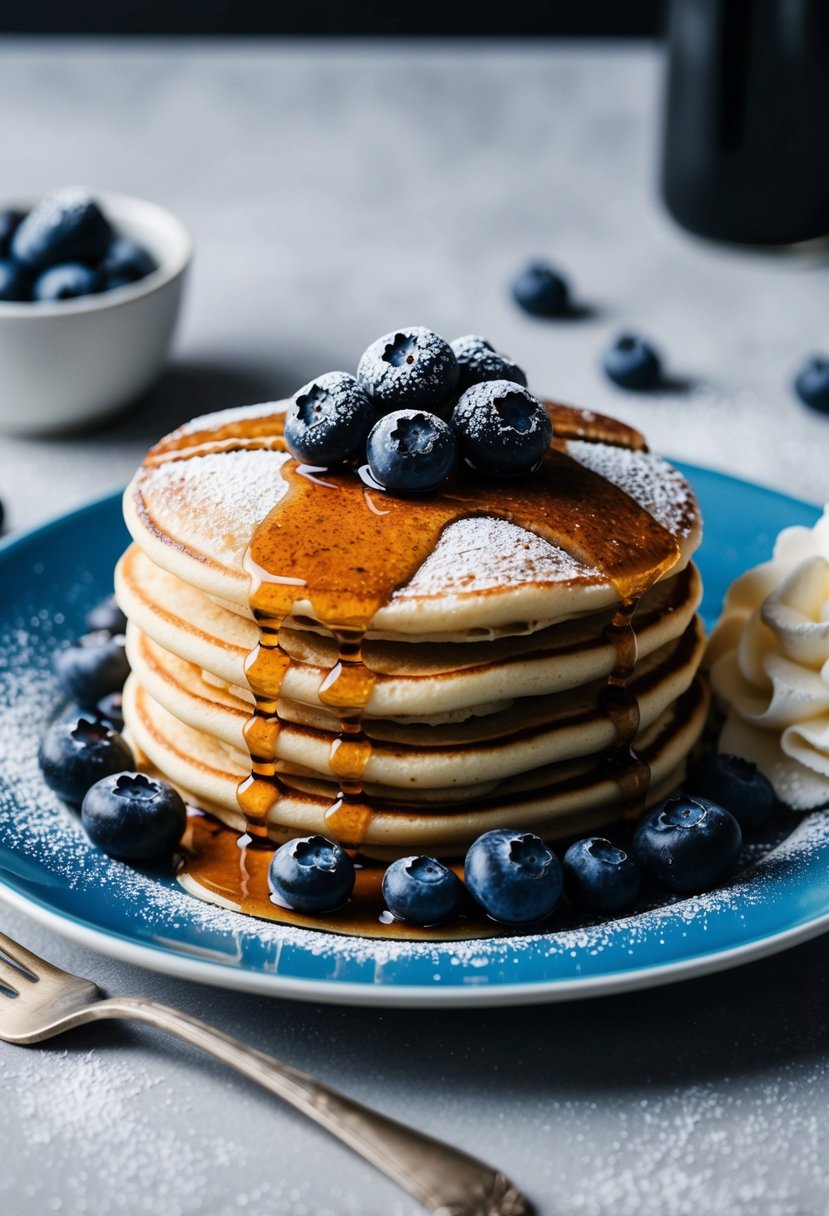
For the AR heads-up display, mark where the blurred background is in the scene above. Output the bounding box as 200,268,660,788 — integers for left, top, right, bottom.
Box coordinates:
2,2,665,36
1,0,828,522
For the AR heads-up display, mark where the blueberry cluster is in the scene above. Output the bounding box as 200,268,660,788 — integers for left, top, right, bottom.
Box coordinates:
38,593,186,863
269,751,773,926
283,326,551,492
268,827,562,926
0,189,156,303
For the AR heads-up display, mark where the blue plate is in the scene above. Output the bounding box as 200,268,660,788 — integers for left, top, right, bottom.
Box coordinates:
0,468,825,1006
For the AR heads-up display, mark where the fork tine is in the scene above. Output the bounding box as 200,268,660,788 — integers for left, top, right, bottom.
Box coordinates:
0,954,25,996
0,931,46,980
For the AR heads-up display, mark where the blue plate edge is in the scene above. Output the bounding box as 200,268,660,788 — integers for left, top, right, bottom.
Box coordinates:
0,469,826,1006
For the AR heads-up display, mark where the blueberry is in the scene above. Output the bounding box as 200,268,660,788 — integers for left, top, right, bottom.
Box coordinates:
96,691,124,734
510,261,570,317
0,258,30,302
11,189,113,270
563,837,641,914
284,371,376,466
451,380,552,476
357,326,459,414
382,856,466,926
634,795,742,894
98,236,156,289
0,208,24,257
82,771,186,862
38,715,134,806
103,274,137,292
794,356,829,415
33,262,99,302
85,594,127,636
688,752,774,832
366,409,456,493
465,828,562,924
602,333,662,391
268,834,355,914
450,335,528,394
53,631,130,710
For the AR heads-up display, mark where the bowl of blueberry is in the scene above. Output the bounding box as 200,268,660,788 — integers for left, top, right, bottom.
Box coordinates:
0,187,192,434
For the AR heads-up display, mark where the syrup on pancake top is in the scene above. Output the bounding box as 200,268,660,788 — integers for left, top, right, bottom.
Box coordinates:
119,326,705,938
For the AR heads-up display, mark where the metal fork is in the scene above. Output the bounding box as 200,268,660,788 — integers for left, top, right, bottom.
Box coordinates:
0,931,531,1216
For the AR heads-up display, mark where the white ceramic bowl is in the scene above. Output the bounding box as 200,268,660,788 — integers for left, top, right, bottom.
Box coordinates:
0,190,192,434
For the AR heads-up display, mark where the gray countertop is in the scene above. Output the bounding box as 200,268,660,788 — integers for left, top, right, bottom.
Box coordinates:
1,38,829,1216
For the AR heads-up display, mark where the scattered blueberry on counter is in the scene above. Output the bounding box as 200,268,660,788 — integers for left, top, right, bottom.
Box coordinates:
82,772,186,862
451,380,552,475
563,837,641,914
366,409,457,492
269,834,356,914
688,752,774,831
602,333,662,391
634,795,742,894
38,715,134,806
794,356,829,415
382,855,466,926
53,629,130,710
0,188,156,304
510,260,571,318
465,828,563,924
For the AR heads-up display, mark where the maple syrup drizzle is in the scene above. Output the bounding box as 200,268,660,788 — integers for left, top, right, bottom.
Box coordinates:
149,402,690,929
600,600,651,816
232,441,680,850
176,679,706,941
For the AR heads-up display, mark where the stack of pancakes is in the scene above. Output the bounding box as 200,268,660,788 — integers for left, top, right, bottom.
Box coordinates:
117,399,708,860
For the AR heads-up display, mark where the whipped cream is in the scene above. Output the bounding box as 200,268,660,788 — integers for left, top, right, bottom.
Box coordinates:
706,508,829,810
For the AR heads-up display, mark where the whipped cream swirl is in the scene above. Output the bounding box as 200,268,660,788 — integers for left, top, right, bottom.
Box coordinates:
706,507,829,810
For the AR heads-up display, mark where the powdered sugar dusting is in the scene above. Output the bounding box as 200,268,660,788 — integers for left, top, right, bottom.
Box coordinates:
4,1048,379,1216
172,399,288,442
138,449,289,562
395,515,602,599
567,441,697,540
530,1071,828,1215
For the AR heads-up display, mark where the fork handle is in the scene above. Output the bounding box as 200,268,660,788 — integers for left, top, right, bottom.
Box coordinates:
83,997,530,1216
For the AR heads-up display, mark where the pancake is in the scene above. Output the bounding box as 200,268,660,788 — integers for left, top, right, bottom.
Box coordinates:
117,393,707,916
116,543,703,717
126,618,705,788
124,674,709,856
123,400,701,636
